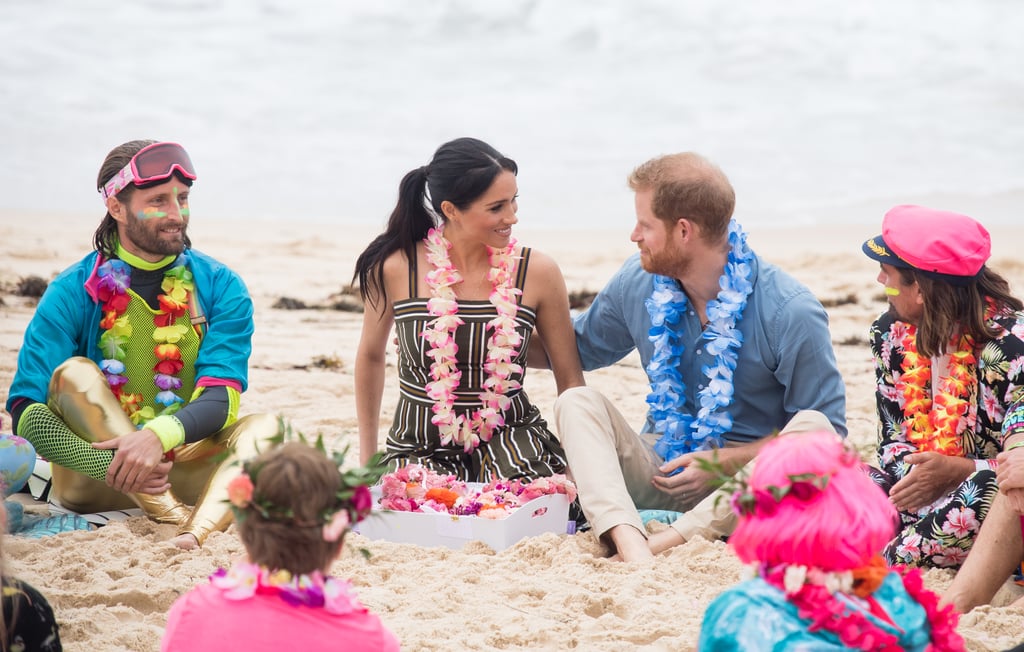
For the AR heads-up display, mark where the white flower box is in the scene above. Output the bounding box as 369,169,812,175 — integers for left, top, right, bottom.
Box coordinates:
353,485,571,552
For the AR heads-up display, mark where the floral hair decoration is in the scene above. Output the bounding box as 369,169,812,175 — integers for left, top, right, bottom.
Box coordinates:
227,437,385,543
729,471,831,518
695,437,861,518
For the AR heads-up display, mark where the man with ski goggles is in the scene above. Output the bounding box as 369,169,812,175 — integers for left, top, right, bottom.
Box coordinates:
7,140,279,549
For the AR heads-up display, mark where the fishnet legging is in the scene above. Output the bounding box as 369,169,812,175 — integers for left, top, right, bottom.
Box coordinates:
18,403,113,481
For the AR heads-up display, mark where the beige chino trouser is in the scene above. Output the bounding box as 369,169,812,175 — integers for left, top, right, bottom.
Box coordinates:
553,386,836,542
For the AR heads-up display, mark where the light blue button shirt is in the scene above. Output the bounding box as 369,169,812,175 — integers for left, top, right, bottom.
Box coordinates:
573,253,846,442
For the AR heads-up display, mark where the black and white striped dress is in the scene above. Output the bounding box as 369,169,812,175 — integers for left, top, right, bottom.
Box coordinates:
383,247,569,482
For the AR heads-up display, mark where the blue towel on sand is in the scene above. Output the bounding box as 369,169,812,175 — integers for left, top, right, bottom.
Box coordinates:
639,509,683,526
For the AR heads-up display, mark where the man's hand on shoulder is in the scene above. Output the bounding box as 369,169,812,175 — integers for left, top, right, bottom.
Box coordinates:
93,429,172,494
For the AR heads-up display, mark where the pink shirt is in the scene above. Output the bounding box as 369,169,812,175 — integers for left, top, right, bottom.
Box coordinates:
162,582,400,652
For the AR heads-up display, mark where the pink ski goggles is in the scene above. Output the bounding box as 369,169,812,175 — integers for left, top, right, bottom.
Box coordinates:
99,142,197,201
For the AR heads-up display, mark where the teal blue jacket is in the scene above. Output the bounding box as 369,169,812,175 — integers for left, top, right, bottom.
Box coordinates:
6,248,253,414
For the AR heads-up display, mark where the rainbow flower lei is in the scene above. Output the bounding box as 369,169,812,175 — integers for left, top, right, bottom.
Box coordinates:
646,219,754,460
209,561,365,615
378,464,577,519
756,561,963,651
898,328,978,457
96,257,194,425
421,227,523,453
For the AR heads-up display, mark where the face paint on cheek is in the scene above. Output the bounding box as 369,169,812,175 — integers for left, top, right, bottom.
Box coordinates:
884,287,901,297
138,207,168,220
173,186,190,218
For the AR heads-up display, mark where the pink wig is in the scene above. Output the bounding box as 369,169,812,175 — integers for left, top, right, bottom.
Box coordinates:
728,431,897,571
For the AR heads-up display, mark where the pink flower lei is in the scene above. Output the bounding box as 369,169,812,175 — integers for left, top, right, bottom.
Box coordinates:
210,561,366,615
421,227,523,453
378,463,577,517
758,562,964,651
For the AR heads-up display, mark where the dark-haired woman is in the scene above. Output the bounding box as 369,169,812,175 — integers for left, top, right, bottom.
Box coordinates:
353,137,584,482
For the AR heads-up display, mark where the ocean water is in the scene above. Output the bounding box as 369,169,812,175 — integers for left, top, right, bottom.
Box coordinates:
2,0,1022,229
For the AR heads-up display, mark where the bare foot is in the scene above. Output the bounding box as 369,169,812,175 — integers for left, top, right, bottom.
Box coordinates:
607,524,653,563
647,527,686,555
170,533,200,550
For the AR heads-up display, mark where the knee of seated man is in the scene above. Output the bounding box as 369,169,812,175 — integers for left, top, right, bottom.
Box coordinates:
553,386,605,414
221,413,284,452
48,357,104,393
779,410,835,436
240,413,285,439
553,387,609,437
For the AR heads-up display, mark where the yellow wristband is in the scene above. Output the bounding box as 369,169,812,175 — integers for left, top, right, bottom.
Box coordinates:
146,415,185,452
1007,440,1024,452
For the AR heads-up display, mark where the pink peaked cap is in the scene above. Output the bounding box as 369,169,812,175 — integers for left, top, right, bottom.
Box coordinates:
862,205,991,284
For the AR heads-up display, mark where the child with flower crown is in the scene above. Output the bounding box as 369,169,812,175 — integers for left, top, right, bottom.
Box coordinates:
699,431,964,651
161,442,399,652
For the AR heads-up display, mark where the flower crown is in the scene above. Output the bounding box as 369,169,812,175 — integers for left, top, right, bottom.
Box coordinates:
694,436,860,518
227,427,386,543
729,472,830,517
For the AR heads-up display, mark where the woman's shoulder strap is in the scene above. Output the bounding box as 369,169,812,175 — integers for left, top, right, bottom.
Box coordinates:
515,246,532,293
408,246,419,297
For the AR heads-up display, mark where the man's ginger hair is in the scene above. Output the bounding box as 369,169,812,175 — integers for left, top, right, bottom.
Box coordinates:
627,152,735,242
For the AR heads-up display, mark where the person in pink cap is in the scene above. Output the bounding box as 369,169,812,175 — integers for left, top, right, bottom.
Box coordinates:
861,205,1024,570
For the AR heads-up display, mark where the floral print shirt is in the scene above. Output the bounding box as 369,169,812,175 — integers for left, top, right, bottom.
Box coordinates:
870,307,1024,480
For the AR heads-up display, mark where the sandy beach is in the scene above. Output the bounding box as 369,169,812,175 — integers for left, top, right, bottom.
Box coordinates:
2,210,1023,651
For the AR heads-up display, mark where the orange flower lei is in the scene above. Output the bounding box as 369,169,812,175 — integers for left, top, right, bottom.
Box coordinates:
898,327,976,456
96,257,194,425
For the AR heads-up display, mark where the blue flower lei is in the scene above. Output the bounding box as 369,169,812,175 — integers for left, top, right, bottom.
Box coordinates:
645,219,755,461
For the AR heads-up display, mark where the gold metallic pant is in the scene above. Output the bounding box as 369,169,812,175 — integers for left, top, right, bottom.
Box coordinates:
47,357,281,544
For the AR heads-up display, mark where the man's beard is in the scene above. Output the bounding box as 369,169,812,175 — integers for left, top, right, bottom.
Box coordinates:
124,215,187,257
640,246,688,279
